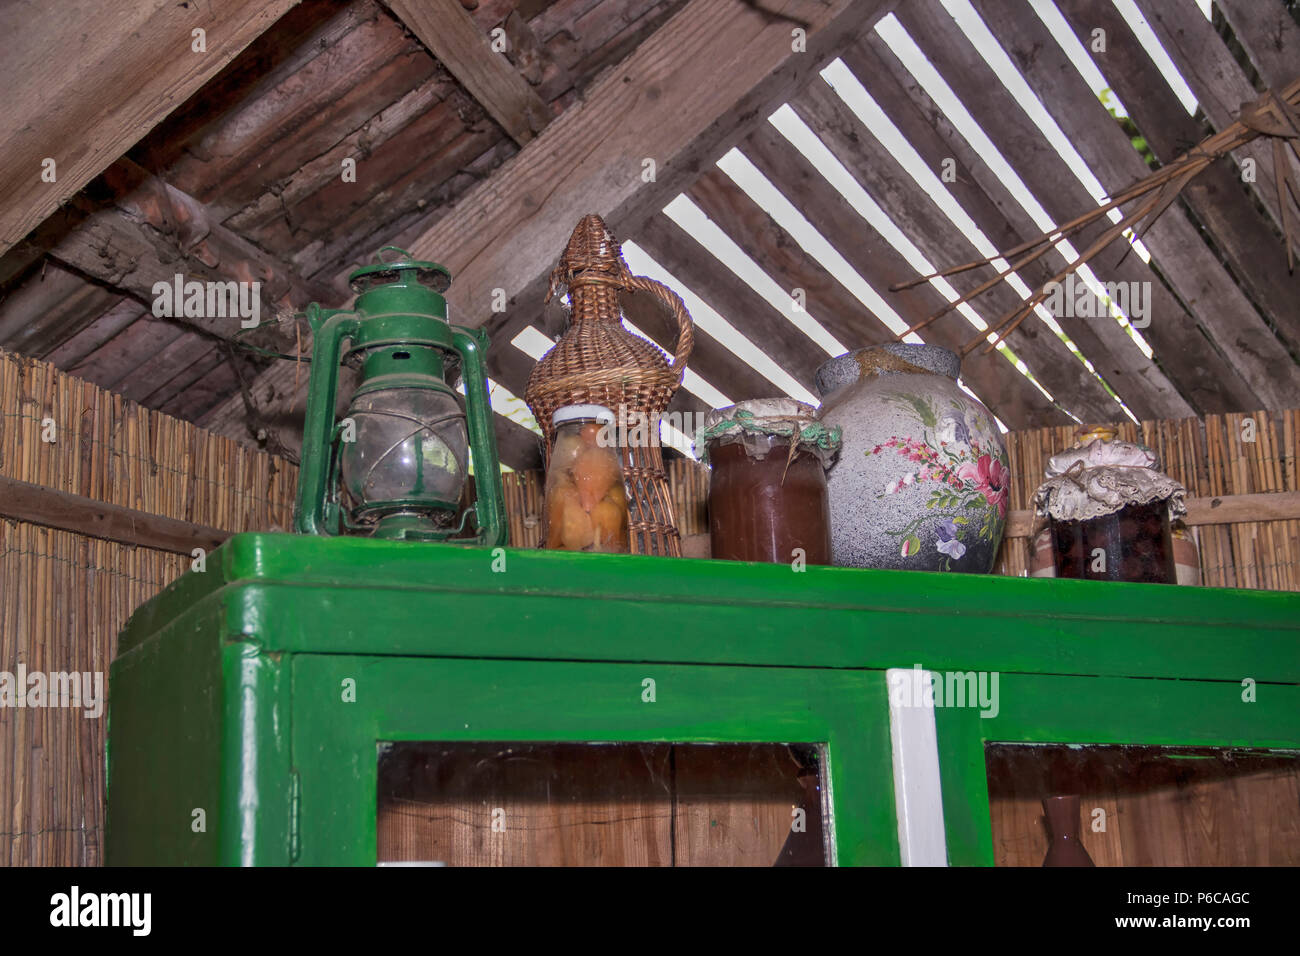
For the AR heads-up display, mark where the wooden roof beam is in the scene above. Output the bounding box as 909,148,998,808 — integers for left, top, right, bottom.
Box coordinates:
382,0,552,146
2,156,352,457
411,0,896,332
0,0,302,256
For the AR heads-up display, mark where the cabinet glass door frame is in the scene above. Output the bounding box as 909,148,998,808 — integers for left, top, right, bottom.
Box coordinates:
291,655,897,866
933,672,1300,865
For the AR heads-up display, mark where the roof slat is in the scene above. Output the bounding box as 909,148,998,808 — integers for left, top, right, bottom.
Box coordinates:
141,347,229,413
789,76,1123,422
971,0,1300,411
737,122,1063,429
0,264,124,358
1055,0,1300,361
1130,0,1297,236
43,301,147,372
686,167,878,355
635,214,826,396
1216,0,1300,91
859,8,1196,420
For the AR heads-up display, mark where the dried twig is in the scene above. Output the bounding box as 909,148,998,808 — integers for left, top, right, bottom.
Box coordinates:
893,77,1300,354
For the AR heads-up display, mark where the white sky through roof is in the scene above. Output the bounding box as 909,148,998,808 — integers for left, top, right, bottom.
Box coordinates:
1108,0,1201,114
662,194,847,356
715,148,924,344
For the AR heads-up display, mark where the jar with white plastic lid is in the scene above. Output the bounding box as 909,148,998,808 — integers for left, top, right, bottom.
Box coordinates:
543,404,629,553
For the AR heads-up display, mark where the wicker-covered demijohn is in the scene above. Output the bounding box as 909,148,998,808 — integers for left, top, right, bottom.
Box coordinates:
525,214,694,556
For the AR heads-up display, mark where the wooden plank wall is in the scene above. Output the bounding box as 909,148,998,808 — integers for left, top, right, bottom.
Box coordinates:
0,349,296,866
376,742,822,866
987,745,1300,867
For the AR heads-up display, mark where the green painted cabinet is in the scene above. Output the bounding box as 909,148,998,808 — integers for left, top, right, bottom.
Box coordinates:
106,533,1300,866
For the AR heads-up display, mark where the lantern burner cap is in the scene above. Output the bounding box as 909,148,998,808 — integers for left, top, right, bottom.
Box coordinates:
349,247,452,295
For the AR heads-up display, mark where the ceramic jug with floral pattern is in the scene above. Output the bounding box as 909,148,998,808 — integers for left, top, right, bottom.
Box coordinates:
815,343,1009,572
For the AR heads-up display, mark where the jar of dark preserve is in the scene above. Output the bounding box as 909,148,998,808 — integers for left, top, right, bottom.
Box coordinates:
697,400,841,565
1033,425,1186,584
1049,499,1176,583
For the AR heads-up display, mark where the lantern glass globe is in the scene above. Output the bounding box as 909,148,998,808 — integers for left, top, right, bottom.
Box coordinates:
339,387,468,519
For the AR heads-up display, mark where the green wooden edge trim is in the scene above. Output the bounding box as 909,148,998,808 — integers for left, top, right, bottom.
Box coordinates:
934,673,1300,866
219,639,292,866
290,656,898,866
107,599,228,865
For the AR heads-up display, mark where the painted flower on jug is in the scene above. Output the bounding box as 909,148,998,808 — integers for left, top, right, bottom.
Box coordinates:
935,518,966,560
958,454,1009,519
868,391,1010,570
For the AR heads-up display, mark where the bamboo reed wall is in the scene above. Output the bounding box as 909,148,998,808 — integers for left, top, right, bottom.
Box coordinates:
3,338,1295,871
0,350,297,866
991,409,1300,589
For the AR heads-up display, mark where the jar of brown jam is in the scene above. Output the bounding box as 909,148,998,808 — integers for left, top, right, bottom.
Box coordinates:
698,400,840,565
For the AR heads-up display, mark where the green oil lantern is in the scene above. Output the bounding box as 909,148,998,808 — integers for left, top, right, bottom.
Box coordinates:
294,247,506,544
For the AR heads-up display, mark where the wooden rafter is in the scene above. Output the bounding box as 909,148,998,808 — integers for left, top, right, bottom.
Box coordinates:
0,0,302,255
411,0,895,327
39,160,342,344
382,0,551,146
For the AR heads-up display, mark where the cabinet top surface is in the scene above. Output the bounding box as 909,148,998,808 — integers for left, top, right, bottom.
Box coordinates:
116,533,1300,681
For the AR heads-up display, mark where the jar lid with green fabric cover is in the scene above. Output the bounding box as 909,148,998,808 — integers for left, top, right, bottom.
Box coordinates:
698,398,840,566
694,399,842,468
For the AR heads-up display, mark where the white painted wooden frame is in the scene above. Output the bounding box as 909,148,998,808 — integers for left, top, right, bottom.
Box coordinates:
887,666,949,866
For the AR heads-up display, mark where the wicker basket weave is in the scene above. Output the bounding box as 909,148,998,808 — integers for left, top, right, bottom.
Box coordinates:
525,214,694,556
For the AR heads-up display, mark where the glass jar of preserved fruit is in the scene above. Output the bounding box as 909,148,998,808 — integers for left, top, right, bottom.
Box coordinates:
1049,499,1176,583
543,404,629,553
1032,425,1186,584
696,400,841,565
